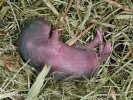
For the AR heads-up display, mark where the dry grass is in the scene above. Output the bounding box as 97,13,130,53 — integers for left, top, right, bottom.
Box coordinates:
0,0,133,100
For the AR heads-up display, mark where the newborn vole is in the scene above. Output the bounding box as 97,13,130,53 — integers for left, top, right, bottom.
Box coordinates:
18,18,112,80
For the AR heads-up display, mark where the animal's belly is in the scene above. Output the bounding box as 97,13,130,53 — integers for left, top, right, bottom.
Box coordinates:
41,43,99,80
45,49,98,79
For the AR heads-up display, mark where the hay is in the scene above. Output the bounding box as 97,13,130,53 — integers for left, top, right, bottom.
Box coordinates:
0,0,133,99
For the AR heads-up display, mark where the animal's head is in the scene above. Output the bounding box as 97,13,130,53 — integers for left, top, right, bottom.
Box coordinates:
18,18,52,71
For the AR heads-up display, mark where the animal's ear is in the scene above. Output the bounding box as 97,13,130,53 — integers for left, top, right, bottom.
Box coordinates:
50,29,59,41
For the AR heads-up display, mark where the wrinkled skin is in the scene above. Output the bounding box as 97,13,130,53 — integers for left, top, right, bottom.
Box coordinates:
18,18,112,80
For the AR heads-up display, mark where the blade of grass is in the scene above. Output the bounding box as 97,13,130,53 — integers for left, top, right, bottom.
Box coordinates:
43,0,59,15
25,65,51,100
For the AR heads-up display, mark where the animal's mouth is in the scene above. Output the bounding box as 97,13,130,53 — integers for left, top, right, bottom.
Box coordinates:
49,26,53,38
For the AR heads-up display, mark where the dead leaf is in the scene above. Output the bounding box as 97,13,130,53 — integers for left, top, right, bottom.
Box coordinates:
0,29,6,34
0,55,20,72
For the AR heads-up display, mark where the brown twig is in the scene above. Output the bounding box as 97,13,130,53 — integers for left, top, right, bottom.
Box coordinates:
104,0,133,13
110,87,116,100
63,0,73,20
68,13,107,46
68,23,95,46
76,0,80,14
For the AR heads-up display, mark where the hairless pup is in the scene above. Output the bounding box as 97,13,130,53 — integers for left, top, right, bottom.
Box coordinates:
18,18,112,80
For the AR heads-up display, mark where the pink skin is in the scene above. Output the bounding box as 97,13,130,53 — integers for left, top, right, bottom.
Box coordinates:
18,18,112,80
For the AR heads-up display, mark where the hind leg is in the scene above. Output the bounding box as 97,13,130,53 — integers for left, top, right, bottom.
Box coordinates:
100,42,112,62
74,27,104,51
86,27,103,48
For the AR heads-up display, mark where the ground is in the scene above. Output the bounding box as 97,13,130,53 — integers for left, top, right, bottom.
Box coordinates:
0,0,133,99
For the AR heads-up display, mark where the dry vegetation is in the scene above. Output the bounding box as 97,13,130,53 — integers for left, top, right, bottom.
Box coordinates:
0,0,133,100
